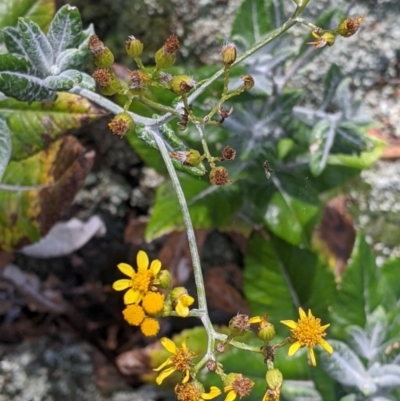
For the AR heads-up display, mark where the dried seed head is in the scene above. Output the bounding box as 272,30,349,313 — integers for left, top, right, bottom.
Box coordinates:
89,35,114,68
229,313,250,336
209,166,232,186
221,146,236,161
241,75,254,90
218,105,234,123
206,359,218,371
336,16,364,37
88,35,104,56
128,70,149,91
108,112,134,137
154,34,180,69
92,68,112,87
164,34,180,55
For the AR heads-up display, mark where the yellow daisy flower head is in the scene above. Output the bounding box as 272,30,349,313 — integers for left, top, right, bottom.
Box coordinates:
224,373,254,401
140,317,160,337
112,250,162,305
175,382,221,401
154,337,195,385
280,307,333,366
171,287,195,317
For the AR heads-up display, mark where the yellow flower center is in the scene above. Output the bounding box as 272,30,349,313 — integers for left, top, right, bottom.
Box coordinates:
171,346,194,373
175,383,201,401
123,304,145,326
132,270,153,293
140,317,160,337
142,291,165,315
292,314,326,347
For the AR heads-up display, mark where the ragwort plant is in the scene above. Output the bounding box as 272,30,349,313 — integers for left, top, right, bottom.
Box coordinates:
2,1,400,400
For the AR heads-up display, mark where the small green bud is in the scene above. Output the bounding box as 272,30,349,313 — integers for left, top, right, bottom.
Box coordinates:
170,286,187,302
266,369,283,390
125,36,144,58
321,31,335,46
335,16,364,37
170,149,202,167
161,301,172,317
222,43,237,66
258,322,276,342
169,75,196,95
157,270,172,289
108,112,134,137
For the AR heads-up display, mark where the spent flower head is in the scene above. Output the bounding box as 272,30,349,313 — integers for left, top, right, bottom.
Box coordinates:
280,307,333,366
175,382,221,401
224,373,254,401
113,250,162,304
154,337,195,384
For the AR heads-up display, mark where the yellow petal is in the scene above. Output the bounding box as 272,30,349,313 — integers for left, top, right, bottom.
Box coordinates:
124,288,141,304
161,337,177,353
181,294,194,306
288,341,302,356
156,366,175,385
248,316,262,324
117,263,135,277
182,368,190,383
153,357,172,371
202,386,222,400
319,338,333,354
280,319,297,329
150,259,162,275
112,279,131,291
137,250,149,272
176,301,189,317
224,390,237,401
298,308,307,319
320,323,330,331
308,347,316,366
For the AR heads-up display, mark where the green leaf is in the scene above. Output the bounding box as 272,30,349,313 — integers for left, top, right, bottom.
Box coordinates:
145,175,243,241
0,117,12,181
244,234,333,330
321,64,343,110
43,74,73,90
0,0,55,54
329,235,392,338
55,48,88,71
320,340,373,392
46,4,82,57
17,18,53,77
309,119,336,177
230,0,281,48
381,258,400,301
265,172,320,246
0,136,94,251
0,53,55,102
0,92,107,160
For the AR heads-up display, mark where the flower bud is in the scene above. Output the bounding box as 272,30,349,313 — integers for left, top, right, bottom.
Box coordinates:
170,286,187,302
125,36,144,58
335,16,364,37
222,43,237,66
170,75,196,95
157,270,172,289
88,35,114,68
241,75,254,90
108,112,134,137
266,369,283,390
258,322,276,342
209,166,232,186
170,149,202,167
155,34,180,69
161,301,172,317
321,31,335,46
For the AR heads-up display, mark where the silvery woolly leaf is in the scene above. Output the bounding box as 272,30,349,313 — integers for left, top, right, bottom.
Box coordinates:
368,363,400,389
0,117,11,181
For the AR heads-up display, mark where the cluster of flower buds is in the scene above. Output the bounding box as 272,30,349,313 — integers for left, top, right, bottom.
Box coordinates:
307,16,364,49
113,250,195,336
89,33,256,186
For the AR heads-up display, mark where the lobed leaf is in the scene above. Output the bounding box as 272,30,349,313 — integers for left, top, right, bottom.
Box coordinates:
46,4,82,58
0,53,55,102
0,136,94,251
0,117,12,181
0,92,107,160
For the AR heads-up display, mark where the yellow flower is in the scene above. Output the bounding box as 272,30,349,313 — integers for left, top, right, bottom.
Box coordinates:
140,317,160,337
175,382,221,401
112,250,162,304
171,287,195,317
154,337,195,385
122,304,145,326
280,308,333,366
224,374,254,401
142,291,165,315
